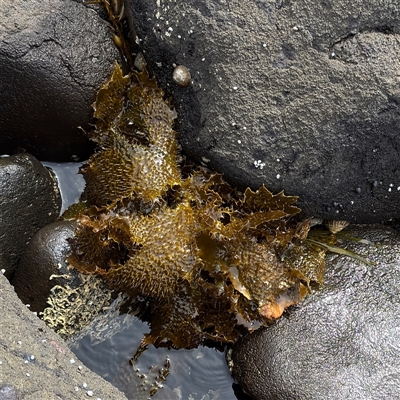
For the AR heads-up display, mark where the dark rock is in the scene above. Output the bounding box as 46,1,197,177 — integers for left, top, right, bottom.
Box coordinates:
0,0,121,162
230,224,400,400
125,0,400,223
0,154,61,278
12,221,77,313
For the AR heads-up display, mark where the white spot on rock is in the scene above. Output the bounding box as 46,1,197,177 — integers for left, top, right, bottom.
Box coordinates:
254,160,265,169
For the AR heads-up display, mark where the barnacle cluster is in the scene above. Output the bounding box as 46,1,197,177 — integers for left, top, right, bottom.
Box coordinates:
42,273,113,339
67,63,330,349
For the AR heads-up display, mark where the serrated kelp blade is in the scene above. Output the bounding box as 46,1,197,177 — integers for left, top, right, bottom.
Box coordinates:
118,205,202,299
281,241,327,286
127,70,177,147
224,237,294,307
221,209,288,238
68,218,129,274
93,62,130,132
242,185,300,215
81,132,143,208
146,280,240,349
82,133,181,207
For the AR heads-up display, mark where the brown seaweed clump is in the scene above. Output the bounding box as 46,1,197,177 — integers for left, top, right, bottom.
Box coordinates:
67,63,330,350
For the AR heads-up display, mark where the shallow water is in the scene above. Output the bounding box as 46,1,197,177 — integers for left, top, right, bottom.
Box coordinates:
42,161,85,214
68,311,237,400
43,161,248,400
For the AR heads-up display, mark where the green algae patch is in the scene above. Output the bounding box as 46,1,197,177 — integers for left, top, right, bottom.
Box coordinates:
67,63,329,349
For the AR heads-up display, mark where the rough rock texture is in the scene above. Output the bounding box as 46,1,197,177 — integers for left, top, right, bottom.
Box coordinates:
0,154,61,279
0,273,128,400
12,221,77,313
0,0,122,162
230,224,400,400
126,0,400,223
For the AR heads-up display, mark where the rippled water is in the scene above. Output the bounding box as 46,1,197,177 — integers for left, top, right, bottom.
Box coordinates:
43,162,250,400
68,312,238,400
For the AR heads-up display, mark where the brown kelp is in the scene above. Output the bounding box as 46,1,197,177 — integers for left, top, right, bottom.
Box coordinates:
67,63,330,349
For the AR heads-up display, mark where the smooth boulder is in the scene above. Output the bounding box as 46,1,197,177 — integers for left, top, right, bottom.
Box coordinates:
230,224,400,399
12,221,77,313
0,0,121,161
0,154,61,278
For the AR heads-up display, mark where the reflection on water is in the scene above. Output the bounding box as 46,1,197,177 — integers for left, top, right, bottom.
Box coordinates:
68,306,237,400
41,161,85,214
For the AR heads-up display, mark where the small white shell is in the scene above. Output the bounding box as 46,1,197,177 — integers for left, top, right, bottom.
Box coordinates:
134,52,147,71
326,220,349,234
172,65,191,87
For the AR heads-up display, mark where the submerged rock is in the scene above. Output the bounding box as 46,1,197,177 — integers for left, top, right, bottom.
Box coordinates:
0,0,122,161
0,154,61,278
12,221,77,313
230,224,400,400
125,0,400,223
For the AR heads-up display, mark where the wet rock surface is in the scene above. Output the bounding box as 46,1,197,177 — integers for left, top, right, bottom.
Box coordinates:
12,221,77,313
0,272,127,400
230,224,400,400
0,153,61,279
0,0,121,161
126,0,400,223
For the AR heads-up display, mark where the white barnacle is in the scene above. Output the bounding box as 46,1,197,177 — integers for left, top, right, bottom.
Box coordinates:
254,160,265,169
326,220,349,234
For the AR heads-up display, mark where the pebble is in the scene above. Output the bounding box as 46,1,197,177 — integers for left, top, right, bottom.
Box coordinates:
172,65,191,87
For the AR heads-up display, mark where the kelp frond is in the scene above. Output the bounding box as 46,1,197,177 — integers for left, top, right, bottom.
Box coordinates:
64,62,371,349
